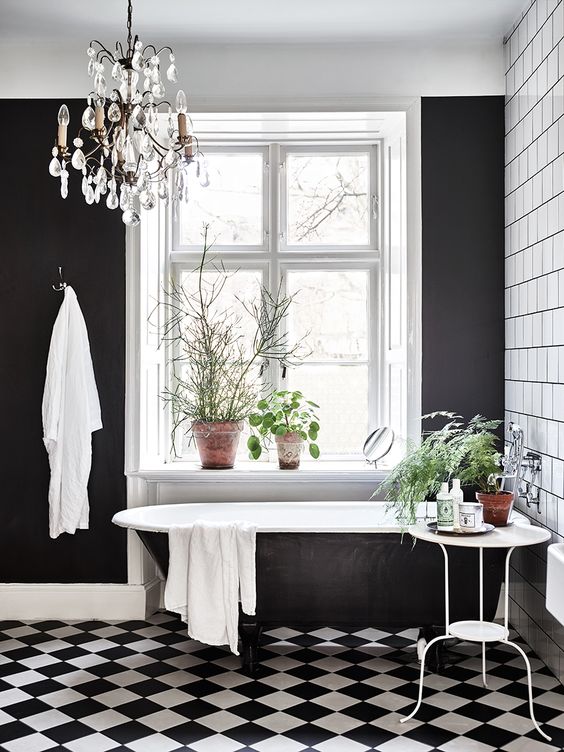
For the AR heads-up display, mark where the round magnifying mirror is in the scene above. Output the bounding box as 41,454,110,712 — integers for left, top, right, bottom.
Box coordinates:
363,427,394,466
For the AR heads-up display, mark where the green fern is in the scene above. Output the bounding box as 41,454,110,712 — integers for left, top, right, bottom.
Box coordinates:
376,413,502,524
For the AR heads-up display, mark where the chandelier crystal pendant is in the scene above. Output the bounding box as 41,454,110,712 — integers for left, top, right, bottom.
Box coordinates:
49,0,208,226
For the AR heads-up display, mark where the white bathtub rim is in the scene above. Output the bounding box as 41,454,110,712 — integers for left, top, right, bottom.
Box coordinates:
112,501,528,535
113,501,404,533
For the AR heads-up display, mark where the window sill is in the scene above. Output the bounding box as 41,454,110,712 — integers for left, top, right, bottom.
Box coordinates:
128,460,389,485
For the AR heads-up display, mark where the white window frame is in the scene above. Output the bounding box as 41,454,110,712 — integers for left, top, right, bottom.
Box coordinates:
279,144,380,253
170,142,380,462
125,102,421,492
172,145,270,254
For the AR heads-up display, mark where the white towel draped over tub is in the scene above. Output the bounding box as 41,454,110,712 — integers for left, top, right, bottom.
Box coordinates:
42,286,102,539
164,520,257,654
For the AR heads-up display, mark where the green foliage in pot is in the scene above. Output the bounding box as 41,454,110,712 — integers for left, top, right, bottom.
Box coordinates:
458,430,504,494
156,226,307,456
247,390,320,460
377,412,502,524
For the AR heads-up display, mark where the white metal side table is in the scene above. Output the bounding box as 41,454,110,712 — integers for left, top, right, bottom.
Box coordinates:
401,521,552,741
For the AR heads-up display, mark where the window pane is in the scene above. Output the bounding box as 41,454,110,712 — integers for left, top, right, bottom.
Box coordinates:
286,152,370,245
287,270,369,361
179,153,264,246
176,268,263,459
179,269,262,344
287,364,368,456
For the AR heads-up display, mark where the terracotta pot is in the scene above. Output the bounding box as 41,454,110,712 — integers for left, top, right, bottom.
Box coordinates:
475,491,513,526
275,432,304,470
192,421,243,469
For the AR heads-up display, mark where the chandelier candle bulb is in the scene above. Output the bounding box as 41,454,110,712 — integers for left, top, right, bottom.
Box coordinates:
185,138,193,158
178,112,187,140
57,104,69,148
95,105,105,131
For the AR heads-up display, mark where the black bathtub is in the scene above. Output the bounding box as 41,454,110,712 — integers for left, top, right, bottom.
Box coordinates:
112,501,509,672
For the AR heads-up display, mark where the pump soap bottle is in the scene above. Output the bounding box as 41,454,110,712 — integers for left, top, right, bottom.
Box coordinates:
450,478,464,533
436,482,454,532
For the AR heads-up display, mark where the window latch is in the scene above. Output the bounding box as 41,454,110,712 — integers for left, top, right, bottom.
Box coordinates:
281,365,287,379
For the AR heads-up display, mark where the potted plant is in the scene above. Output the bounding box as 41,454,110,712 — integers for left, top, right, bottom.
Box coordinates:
158,226,305,469
377,413,502,525
458,430,513,526
247,390,320,469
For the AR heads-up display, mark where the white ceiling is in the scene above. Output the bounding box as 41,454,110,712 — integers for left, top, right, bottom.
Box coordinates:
0,0,525,44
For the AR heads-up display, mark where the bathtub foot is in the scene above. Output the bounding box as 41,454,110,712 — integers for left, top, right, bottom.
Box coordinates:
416,627,436,662
416,627,445,671
239,620,262,675
416,637,426,661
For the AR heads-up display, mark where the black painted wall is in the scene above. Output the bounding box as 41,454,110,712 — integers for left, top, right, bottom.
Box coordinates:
421,96,505,425
0,96,504,584
0,100,127,583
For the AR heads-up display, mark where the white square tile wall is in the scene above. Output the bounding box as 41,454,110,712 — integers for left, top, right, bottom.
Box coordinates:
505,0,564,683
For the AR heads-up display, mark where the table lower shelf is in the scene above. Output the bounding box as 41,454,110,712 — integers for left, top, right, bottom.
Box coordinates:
448,620,508,642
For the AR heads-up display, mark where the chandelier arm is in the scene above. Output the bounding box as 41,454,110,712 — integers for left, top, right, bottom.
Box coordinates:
142,44,157,56
97,51,117,67
144,98,172,110
116,41,125,59
143,129,172,156
94,162,122,181
83,147,104,166
90,40,116,60
145,162,167,181
154,46,173,57
140,92,166,107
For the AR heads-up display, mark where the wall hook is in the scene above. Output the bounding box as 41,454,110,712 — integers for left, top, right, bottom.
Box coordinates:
52,266,67,292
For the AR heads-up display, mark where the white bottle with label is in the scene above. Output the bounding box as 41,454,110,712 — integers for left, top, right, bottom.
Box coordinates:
450,478,464,533
436,482,454,532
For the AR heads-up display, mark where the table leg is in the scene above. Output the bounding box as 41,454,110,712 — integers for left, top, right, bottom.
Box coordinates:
479,547,487,688
502,547,551,742
400,633,451,723
402,542,450,723
502,638,551,742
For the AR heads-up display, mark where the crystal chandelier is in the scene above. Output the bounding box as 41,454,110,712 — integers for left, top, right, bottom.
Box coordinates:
49,0,207,227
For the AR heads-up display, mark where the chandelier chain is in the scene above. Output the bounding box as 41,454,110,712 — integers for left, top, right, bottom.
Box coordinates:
127,0,133,55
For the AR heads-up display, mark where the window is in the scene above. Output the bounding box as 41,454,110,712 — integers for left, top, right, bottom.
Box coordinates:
132,112,411,471
170,143,380,461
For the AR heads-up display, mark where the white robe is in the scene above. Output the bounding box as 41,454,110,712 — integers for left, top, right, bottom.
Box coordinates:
42,286,102,539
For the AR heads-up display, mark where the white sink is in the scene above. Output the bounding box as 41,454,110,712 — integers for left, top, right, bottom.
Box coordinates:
547,544,564,625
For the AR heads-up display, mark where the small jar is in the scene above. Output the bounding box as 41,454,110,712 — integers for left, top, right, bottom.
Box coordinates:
459,501,484,533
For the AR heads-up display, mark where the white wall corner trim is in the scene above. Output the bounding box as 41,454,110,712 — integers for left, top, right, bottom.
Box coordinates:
0,578,162,621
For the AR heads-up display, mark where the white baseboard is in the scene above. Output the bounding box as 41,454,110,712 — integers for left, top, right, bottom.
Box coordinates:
0,578,163,621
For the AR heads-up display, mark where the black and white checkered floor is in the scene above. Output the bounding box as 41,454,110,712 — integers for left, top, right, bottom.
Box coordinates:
1,614,564,752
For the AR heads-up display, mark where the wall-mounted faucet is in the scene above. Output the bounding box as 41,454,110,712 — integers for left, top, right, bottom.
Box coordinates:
501,423,543,514
518,452,542,511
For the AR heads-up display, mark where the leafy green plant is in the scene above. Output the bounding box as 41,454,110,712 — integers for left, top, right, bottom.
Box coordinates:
377,412,502,524
458,431,504,493
247,390,320,460
156,226,306,456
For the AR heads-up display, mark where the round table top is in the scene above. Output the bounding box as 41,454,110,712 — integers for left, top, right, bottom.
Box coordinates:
408,520,551,548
